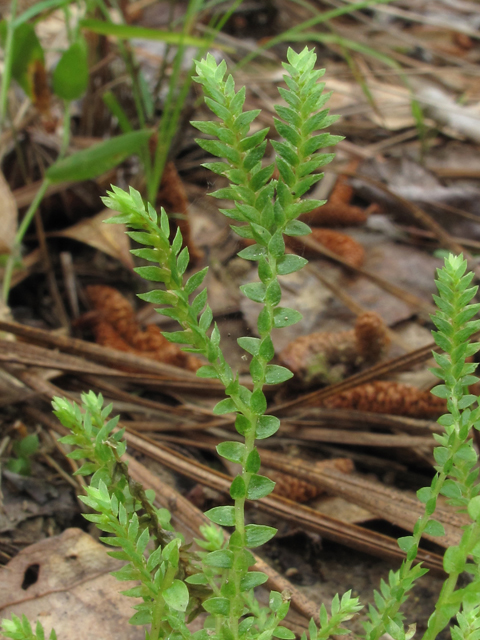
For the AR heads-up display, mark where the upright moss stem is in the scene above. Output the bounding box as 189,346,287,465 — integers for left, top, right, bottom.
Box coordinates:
101,46,345,640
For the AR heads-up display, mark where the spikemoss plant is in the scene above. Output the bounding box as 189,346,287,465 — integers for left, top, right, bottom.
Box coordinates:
3,48,480,640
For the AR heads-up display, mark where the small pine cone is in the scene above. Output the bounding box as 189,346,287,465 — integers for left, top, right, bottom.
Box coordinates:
286,228,365,268
86,285,202,371
453,32,474,51
279,313,386,387
354,312,389,363
85,285,138,343
300,202,367,228
279,329,358,386
299,161,368,228
90,320,139,354
265,458,354,502
322,381,447,418
136,325,202,372
329,165,358,204
268,468,322,502
158,162,204,265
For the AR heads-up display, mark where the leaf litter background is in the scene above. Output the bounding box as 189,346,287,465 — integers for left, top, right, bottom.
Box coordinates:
2,0,480,637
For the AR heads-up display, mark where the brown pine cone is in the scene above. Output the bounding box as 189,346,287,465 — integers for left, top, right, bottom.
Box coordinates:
322,381,446,418
299,160,367,228
280,328,357,386
354,312,390,363
90,321,141,355
300,202,368,228
158,162,204,265
85,285,202,371
85,285,138,343
266,458,354,502
268,468,321,502
279,312,388,386
286,228,365,267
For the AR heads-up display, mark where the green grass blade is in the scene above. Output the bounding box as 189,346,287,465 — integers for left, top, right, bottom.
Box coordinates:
46,130,153,183
236,0,395,68
80,18,212,47
14,0,71,26
288,31,400,69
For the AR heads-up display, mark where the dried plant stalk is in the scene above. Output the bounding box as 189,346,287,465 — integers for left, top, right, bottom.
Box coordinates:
279,312,389,386
85,285,202,371
322,380,447,418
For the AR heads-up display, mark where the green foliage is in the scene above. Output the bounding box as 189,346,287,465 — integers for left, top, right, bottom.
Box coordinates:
46,130,154,183
0,21,44,98
363,255,480,640
0,0,244,304
52,38,89,101
1,614,57,640
2,47,345,640
79,18,211,47
306,591,362,640
94,44,344,640
452,603,480,640
7,433,39,476
11,49,480,640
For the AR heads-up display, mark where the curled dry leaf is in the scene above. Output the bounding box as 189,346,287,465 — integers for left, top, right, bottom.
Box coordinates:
85,284,202,371
158,162,204,265
285,228,365,267
322,380,446,419
279,312,389,386
0,528,144,640
52,209,134,269
0,169,18,255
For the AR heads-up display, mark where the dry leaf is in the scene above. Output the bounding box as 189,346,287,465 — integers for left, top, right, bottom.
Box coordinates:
52,209,133,269
312,496,374,524
0,170,18,255
0,528,143,640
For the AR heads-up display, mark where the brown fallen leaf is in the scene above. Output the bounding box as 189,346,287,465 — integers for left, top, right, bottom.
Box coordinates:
0,528,144,640
51,209,133,269
0,170,18,255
